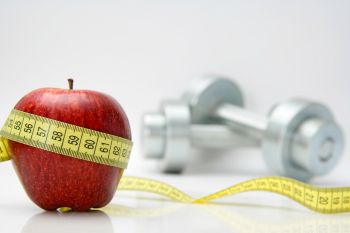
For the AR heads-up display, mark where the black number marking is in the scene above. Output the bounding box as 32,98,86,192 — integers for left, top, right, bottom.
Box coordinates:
269,181,279,188
113,145,121,155
51,131,63,141
68,135,79,146
24,123,34,133
305,192,314,202
319,196,329,205
332,197,340,205
14,121,22,130
256,181,267,187
122,149,128,157
294,188,302,197
7,119,13,128
100,147,108,153
99,142,109,153
37,127,47,137
282,184,291,191
84,139,95,149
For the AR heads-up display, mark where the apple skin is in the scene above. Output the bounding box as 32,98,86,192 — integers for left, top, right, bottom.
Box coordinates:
8,88,131,211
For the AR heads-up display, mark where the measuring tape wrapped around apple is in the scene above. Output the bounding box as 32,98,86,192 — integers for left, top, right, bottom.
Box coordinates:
0,80,349,213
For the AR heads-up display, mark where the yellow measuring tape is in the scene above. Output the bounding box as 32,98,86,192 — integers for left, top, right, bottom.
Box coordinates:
0,109,132,168
0,109,349,214
117,176,350,214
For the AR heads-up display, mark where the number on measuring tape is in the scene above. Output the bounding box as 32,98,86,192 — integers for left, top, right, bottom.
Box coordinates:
0,109,133,169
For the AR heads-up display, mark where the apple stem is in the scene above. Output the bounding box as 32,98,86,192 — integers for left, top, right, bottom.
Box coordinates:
68,79,74,90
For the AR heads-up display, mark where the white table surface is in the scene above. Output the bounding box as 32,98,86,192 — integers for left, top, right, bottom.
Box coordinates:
1,160,349,233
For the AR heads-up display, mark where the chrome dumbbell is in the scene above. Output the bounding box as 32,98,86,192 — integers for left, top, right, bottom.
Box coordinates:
182,75,344,181
143,101,258,173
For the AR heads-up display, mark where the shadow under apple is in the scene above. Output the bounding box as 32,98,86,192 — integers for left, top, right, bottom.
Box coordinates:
21,210,114,233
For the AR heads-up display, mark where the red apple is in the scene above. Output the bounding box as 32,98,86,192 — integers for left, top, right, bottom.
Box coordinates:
8,80,131,211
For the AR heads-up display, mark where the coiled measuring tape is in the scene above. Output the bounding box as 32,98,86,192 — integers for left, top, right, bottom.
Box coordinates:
0,109,349,214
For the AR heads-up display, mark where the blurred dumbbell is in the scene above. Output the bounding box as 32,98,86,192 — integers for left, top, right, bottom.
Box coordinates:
142,76,344,181
143,101,258,173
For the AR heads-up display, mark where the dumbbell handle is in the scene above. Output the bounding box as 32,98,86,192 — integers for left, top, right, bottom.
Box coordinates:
142,111,259,160
214,103,268,140
190,124,259,148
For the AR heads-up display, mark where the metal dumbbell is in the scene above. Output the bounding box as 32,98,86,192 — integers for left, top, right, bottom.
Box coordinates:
182,75,344,181
143,101,259,173
142,76,344,181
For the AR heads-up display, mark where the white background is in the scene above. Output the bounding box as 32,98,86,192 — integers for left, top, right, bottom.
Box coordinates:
0,1,349,233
